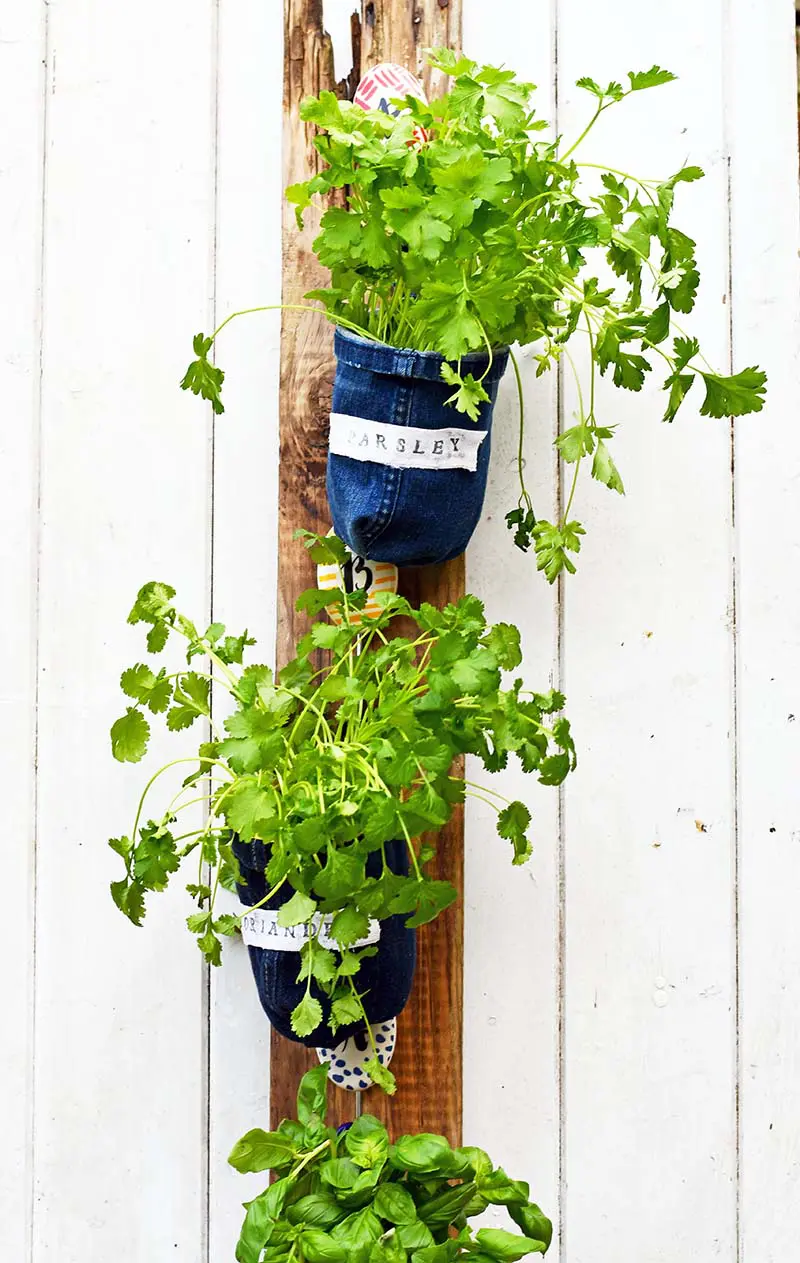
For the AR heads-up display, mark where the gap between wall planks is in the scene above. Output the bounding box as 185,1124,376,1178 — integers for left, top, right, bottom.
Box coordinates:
271,0,464,1139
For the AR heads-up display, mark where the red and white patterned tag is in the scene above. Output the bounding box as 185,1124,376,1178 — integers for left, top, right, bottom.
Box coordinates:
354,62,429,144
354,62,426,112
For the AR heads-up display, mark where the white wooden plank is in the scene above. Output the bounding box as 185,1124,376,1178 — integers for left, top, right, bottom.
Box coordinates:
461,0,563,1241
32,4,216,1258
207,0,284,1255
728,4,800,1258
556,3,737,1258
0,4,46,1259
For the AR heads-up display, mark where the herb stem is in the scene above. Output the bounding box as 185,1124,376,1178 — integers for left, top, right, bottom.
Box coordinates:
508,347,533,514
560,103,605,162
130,757,232,847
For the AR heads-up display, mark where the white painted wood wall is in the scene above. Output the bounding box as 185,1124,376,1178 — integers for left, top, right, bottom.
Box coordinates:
3,1,799,1259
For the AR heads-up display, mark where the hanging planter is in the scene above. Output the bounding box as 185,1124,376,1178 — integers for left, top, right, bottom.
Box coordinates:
182,48,766,581
327,328,508,566
106,532,577,1091
233,833,416,1050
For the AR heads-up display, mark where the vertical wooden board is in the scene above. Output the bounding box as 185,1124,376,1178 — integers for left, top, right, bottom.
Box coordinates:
271,0,350,1129
364,563,464,1141
0,5,46,1258
273,0,467,1138
32,4,216,1258
208,0,285,1254
355,0,464,1143
557,4,737,1258
359,0,462,98
728,4,800,1257
460,0,563,1232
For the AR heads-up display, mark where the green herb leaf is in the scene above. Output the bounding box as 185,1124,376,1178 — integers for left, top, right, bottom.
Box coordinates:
364,1057,397,1095
699,367,768,418
532,520,586,584
180,333,225,414
228,1129,296,1174
110,708,150,763
110,877,146,926
301,1230,348,1263
345,1115,390,1170
627,66,677,92
291,993,324,1039
497,801,533,865
374,1184,417,1225
278,889,317,928
475,1229,547,1260
591,439,624,494
508,1204,553,1249
440,364,490,422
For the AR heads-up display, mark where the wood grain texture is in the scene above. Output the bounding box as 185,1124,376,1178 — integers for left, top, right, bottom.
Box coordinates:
360,0,463,98
273,0,465,1138
364,563,465,1140
354,3,465,1147
271,0,354,1130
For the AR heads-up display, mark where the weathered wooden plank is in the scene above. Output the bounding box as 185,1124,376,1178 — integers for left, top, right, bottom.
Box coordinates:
342,0,466,1144
364,563,464,1141
208,0,285,1255
0,5,46,1259
557,4,738,1258
728,4,800,1258
31,5,216,1257
270,0,354,1130
359,0,462,98
273,0,466,1139
458,0,562,1236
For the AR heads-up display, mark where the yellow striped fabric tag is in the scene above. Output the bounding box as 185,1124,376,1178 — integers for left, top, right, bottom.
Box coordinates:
317,554,398,626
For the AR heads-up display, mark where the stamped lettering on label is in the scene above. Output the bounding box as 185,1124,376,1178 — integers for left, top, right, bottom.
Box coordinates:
240,909,381,953
329,413,487,473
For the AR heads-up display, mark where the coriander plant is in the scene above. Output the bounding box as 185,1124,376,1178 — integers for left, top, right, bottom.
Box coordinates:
182,48,766,584
227,1062,552,1263
108,533,575,1086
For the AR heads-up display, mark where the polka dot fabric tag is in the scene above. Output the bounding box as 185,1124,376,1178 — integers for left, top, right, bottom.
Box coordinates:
316,1019,397,1092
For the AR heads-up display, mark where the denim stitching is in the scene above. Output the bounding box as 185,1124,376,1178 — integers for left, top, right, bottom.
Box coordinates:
359,368,413,552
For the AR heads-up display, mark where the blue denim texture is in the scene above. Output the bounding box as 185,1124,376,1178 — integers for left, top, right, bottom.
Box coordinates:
328,328,509,566
233,837,417,1048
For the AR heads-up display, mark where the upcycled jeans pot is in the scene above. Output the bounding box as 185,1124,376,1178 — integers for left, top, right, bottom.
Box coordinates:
328,328,509,566
233,837,417,1048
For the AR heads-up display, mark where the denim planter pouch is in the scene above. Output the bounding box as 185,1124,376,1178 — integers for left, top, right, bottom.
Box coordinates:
232,836,417,1048
328,328,509,566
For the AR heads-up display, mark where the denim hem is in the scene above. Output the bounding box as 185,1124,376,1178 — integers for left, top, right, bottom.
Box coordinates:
334,326,510,385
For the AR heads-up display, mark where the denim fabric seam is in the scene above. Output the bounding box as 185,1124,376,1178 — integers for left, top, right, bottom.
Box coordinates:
357,372,412,552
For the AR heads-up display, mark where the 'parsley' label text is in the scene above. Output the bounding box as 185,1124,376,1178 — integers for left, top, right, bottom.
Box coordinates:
329,413,486,472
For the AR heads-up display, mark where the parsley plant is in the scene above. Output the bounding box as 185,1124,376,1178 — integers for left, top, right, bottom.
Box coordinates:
182,50,766,583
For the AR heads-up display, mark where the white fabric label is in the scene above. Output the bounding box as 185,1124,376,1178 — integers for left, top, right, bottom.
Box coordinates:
329,413,486,473
240,909,381,953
